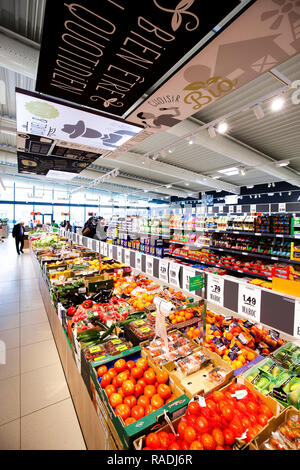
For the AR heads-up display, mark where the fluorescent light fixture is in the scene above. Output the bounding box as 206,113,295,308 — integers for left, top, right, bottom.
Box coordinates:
240,168,246,176
247,185,254,189
288,191,291,196
46,170,77,180
187,193,193,197
268,193,274,196
212,175,220,179
275,160,289,167
217,121,228,134
218,167,239,176
184,182,189,186
253,104,264,119
208,126,216,138
271,96,284,111
166,184,172,189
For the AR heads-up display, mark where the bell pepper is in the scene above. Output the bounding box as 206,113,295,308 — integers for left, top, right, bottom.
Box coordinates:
67,306,77,317
81,299,93,309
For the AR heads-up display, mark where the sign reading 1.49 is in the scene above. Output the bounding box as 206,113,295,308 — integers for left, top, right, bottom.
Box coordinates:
238,284,261,322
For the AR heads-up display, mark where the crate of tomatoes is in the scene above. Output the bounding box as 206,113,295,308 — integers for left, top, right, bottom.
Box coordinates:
90,351,189,449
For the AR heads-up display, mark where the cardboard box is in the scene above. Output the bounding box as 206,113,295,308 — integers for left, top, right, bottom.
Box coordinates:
84,274,114,292
90,350,189,449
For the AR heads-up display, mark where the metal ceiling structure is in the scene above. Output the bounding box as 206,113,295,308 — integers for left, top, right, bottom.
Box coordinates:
0,0,299,200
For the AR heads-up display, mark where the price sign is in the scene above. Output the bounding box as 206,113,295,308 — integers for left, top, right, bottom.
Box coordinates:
125,249,130,266
136,252,142,271
218,205,224,213
238,284,261,322
250,204,256,213
169,262,181,288
207,274,224,306
108,244,113,259
96,240,101,253
279,203,286,213
237,205,242,213
117,246,122,263
197,206,204,214
294,300,300,339
208,206,213,214
103,243,108,257
78,235,83,245
182,267,196,292
146,255,154,276
159,259,169,282
229,205,234,213
88,238,93,250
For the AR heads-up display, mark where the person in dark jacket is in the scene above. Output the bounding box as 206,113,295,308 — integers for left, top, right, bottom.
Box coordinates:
12,221,25,255
82,217,97,238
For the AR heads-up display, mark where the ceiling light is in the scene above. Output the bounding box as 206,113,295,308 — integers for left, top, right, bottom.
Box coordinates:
144,189,148,193
275,160,289,167
271,96,284,111
268,193,274,196
152,153,159,160
218,167,239,176
168,146,175,153
279,192,282,196
254,195,257,199
185,182,189,186
217,121,228,134
240,168,246,176
268,183,271,188
208,126,216,138
288,191,291,196
188,136,196,145
272,183,275,187
216,189,222,193
247,185,254,189
253,104,264,119
166,184,172,189
250,195,252,199
212,175,220,179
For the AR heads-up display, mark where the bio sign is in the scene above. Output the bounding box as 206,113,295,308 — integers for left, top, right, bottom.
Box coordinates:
35,0,238,116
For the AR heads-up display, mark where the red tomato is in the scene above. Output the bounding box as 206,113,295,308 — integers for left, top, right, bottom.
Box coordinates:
157,431,169,449
122,380,135,396
107,368,117,379
247,401,258,415
210,413,222,429
123,395,136,408
241,416,251,430
181,440,190,450
196,416,209,434
187,414,198,428
229,383,245,394
157,384,171,400
212,428,224,447
104,384,116,398
131,367,144,380
115,403,130,420
136,358,148,371
206,400,217,414
109,392,123,409
146,433,160,449
229,418,244,438
212,391,225,403
246,426,257,442
116,371,130,388
177,420,188,439
257,413,269,427
190,440,204,450
236,401,248,415
124,417,136,426
259,404,273,419
145,404,155,416
151,394,164,409
144,369,156,385
188,401,201,416
216,445,225,450
156,370,169,384
114,359,127,373
101,373,111,388
201,433,216,450
126,360,136,371
137,378,146,389
131,405,145,421
112,376,118,388
168,442,181,450
221,404,234,421
134,383,144,398
144,385,156,398
137,395,150,409
97,365,107,377
223,428,235,446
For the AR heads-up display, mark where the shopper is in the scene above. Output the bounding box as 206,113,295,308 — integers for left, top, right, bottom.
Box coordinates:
12,221,25,255
52,220,59,228
82,217,97,238
65,221,72,232
93,217,107,241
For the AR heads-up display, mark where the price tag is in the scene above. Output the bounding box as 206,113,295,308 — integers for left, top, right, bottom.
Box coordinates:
237,205,242,213
238,284,261,322
294,300,300,339
125,249,131,266
207,273,224,306
229,205,234,213
279,203,286,212
88,238,93,250
182,267,196,292
218,205,224,213
103,243,108,257
146,255,154,276
159,259,169,282
78,235,83,245
136,252,142,271
208,206,213,214
108,244,113,259
117,246,122,262
169,262,181,288
95,240,100,253
250,204,256,213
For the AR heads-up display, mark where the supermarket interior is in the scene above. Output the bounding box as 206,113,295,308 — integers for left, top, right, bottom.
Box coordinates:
0,0,300,453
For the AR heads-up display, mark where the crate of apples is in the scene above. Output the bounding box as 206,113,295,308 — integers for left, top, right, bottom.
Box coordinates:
97,357,175,426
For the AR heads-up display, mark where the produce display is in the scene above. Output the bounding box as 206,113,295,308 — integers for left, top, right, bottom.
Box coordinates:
259,412,300,450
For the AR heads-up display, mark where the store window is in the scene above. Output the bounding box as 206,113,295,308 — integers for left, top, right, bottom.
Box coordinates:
53,206,70,224
15,204,33,225
70,206,84,227
15,182,34,201
0,203,14,229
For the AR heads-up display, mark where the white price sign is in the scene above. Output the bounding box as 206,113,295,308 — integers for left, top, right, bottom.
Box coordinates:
218,205,224,213
207,274,224,306
88,238,93,250
197,206,204,214
182,267,196,291
169,262,181,288
108,244,113,259
294,300,300,339
208,206,213,214
238,284,261,322
96,240,101,253
229,205,234,213
103,243,108,257
78,235,83,245
136,252,142,271
146,255,154,276
117,246,122,263
279,203,286,213
159,259,169,283
125,249,131,266
237,205,242,213
250,204,256,213
100,241,104,255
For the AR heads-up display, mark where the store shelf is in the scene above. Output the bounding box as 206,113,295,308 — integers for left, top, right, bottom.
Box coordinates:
209,229,300,239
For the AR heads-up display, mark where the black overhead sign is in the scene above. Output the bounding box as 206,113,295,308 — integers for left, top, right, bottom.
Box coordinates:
17,151,90,176
35,0,239,116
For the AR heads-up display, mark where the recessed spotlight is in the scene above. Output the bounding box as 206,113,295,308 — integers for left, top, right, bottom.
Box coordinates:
185,182,189,186
188,136,196,145
271,96,284,111
288,191,291,196
240,168,246,176
166,184,172,189
217,121,228,134
208,126,216,138
279,192,282,196
212,175,220,179
247,185,254,189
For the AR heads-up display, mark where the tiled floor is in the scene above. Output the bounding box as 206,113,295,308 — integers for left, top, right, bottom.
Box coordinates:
0,237,86,450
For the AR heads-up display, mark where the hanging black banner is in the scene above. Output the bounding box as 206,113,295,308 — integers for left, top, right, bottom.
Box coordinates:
17,151,90,176
35,0,239,117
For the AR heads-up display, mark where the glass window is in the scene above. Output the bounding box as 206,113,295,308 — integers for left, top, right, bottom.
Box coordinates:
70,206,84,227
15,204,34,225
53,206,70,224
15,182,34,201
0,203,14,229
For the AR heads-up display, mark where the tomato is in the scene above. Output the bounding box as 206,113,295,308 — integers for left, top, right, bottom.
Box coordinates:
212,391,225,403
224,391,235,406
156,370,169,384
122,380,135,396
201,406,212,420
109,392,123,409
131,405,145,421
190,440,203,450
115,403,131,421
144,385,156,398
229,418,244,437
137,395,150,409
188,401,201,416
157,384,171,400
212,428,224,447
151,393,164,409
236,401,248,415
136,358,148,371
206,400,217,414
201,433,216,450
97,365,108,377
126,360,136,371
123,395,136,408
249,414,257,426
137,378,146,389
223,428,235,446
246,426,257,442
247,401,258,415
177,420,188,439
114,359,127,373
144,368,156,385
107,368,117,379
124,417,136,426
127,377,136,386
146,432,160,449
168,442,181,450
104,384,116,398
181,440,190,450
112,376,118,388
101,373,111,388
157,431,169,449
184,426,196,444
229,383,244,394
257,413,269,427
216,445,225,450
196,416,209,434
116,371,130,387
145,404,155,416
134,383,144,398
131,367,144,379
241,416,251,430
221,404,234,421
187,414,198,428
259,404,273,419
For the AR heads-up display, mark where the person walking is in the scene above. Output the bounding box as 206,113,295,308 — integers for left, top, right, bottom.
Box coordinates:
12,221,25,255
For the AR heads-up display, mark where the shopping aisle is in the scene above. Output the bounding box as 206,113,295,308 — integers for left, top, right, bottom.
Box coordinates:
0,237,86,450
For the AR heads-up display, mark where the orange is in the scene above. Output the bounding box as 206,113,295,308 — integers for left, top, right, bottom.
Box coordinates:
151,394,164,409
